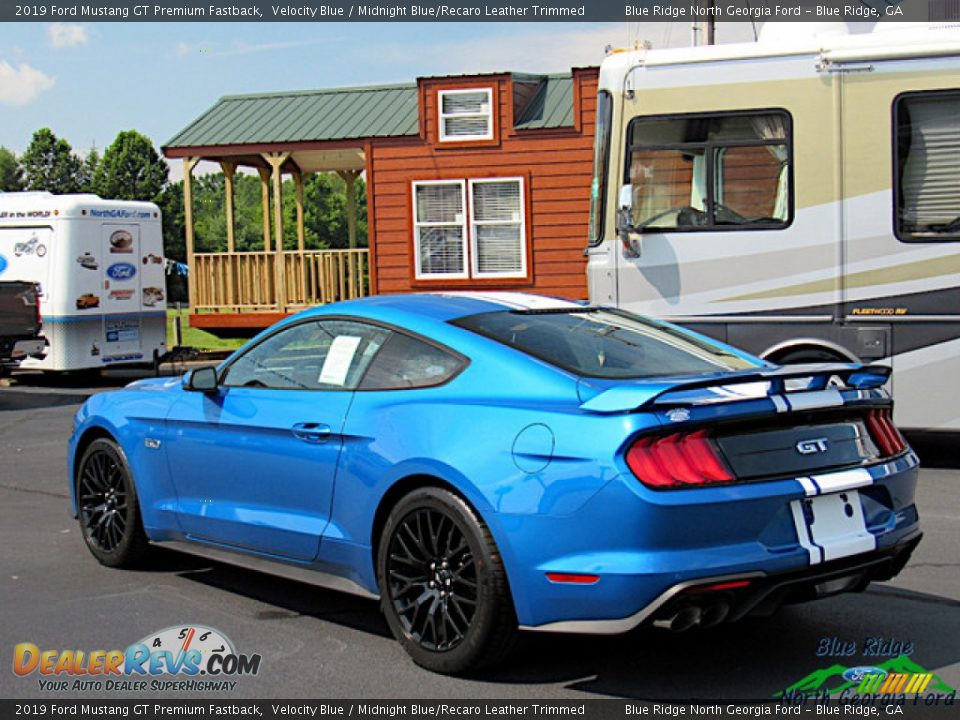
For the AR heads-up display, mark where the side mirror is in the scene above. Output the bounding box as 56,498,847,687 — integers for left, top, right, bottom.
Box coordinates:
616,185,641,258
183,366,219,393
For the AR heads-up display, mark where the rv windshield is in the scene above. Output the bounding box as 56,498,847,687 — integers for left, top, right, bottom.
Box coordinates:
454,308,757,379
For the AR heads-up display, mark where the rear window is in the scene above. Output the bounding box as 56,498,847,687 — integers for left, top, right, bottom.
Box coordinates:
454,309,756,379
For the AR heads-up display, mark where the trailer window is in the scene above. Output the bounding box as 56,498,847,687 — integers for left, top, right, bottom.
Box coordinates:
624,110,791,232
894,90,960,242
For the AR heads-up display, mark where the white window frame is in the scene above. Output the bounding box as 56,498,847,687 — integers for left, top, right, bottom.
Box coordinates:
438,88,494,143
412,179,469,280
468,177,527,280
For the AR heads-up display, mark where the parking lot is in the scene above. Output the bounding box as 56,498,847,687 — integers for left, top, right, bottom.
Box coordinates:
1,372,958,700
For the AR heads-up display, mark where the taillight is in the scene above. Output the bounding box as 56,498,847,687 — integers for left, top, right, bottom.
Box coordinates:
866,408,907,458
34,283,42,328
625,429,735,489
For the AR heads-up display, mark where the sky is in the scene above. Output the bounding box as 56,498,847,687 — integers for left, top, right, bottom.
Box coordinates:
0,21,757,176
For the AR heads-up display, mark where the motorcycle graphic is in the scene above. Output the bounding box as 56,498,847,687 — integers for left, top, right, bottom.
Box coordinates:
14,235,47,258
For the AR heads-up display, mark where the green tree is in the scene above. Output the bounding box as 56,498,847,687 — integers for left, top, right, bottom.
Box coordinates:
281,172,368,250
93,130,168,201
0,147,23,191
156,181,185,262
20,128,84,193
78,147,101,193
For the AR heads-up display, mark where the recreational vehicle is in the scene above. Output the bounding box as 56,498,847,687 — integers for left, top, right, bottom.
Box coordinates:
0,192,166,371
587,23,960,432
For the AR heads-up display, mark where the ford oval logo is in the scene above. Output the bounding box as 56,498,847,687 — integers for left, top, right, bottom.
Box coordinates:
796,437,829,455
107,262,137,281
842,666,887,683
0,254,6,275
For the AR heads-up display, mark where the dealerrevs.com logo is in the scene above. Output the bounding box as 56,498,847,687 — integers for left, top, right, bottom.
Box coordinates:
13,625,261,692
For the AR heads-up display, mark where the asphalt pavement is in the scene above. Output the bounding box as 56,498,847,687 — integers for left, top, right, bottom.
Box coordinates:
1,372,958,700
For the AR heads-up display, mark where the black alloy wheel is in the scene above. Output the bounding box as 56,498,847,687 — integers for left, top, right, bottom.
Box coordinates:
76,438,151,568
378,487,517,674
387,507,478,652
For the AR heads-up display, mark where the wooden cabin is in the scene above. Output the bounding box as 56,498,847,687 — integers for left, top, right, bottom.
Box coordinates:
163,67,599,334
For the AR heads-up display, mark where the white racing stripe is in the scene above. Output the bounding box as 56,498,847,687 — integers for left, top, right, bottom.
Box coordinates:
784,388,844,411
429,291,581,311
796,477,818,497
790,500,822,565
810,467,873,494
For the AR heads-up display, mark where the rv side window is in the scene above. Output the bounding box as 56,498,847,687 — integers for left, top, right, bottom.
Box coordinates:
624,110,792,233
894,90,960,243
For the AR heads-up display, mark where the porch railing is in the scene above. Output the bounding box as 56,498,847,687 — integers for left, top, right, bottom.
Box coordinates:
192,249,369,312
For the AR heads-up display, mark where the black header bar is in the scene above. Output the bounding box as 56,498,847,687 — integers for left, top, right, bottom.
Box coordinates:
1,0,946,23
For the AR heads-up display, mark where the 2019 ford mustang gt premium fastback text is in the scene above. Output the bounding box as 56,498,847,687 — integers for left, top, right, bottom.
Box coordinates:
68,292,921,673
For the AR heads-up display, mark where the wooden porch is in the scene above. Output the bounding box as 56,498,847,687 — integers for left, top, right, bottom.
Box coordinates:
189,248,369,333
174,142,371,335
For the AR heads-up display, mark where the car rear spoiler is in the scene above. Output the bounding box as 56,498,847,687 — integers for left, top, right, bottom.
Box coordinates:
578,363,891,414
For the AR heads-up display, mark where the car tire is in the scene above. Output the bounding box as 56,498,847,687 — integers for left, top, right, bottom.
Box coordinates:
76,438,152,568
377,487,517,674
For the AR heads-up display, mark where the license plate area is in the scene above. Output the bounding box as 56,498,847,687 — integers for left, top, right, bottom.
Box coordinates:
790,490,876,565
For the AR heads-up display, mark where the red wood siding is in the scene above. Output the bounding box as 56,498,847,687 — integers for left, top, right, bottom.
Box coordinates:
368,69,598,299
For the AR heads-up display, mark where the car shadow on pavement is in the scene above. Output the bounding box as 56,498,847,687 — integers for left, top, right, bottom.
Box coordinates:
489,586,960,698
150,548,391,639
144,545,960,698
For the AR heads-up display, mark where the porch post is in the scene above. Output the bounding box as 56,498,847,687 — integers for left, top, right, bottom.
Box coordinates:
263,152,291,310
220,161,237,308
293,170,306,252
219,161,236,252
257,167,272,252
182,157,199,310
338,169,361,249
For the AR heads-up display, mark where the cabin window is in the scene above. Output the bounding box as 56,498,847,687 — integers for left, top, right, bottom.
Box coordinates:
624,110,792,232
894,90,960,242
438,88,494,142
469,178,526,278
413,177,527,280
413,180,468,279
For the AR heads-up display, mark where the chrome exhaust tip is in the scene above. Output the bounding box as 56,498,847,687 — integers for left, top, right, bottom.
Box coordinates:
653,605,702,632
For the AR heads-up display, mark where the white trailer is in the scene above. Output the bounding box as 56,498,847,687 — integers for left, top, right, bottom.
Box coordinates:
0,192,167,371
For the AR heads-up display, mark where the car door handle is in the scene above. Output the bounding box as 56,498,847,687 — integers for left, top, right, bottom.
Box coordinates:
291,422,332,444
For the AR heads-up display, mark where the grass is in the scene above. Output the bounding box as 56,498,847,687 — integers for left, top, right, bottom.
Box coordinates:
166,309,246,352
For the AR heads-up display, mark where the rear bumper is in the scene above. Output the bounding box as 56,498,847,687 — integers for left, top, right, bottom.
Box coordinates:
522,531,921,634
505,451,920,630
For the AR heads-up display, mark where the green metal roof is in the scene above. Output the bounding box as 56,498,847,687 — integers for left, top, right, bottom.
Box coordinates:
164,72,580,151
514,74,575,131
165,83,419,149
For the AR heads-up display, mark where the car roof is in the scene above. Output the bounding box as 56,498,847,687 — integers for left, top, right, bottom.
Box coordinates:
301,291,586,323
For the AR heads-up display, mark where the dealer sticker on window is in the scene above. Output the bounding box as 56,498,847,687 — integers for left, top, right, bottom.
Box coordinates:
318,335,362,386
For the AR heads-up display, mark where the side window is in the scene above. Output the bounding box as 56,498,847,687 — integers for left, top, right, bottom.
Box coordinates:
625,110,791,232
895,90,960,242
359,332,464,390
222,320,389,390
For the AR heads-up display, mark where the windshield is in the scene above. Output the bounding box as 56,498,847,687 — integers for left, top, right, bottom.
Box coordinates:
454,309,757,379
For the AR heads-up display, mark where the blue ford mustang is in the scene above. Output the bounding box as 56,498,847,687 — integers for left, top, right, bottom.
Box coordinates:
68,292,921,673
